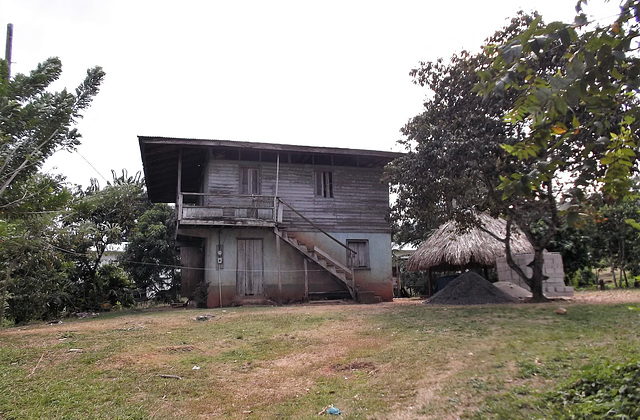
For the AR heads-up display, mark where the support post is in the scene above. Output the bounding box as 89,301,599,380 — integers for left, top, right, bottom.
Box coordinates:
218,230,223,308
276,233,282,304
304,258,309,299
176,149,183,221
274,153,280,221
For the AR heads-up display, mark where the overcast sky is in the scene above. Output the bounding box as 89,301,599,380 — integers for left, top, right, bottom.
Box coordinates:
0,0,620,187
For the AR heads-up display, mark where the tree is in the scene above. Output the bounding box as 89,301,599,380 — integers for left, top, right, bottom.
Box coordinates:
470,1,640,297
583,195,640,286
386,6,636,301
0,57,104,206
477,1,640,202
546,222,594,286
121,203,180,299
387,14,563,301
0,174,74,325
0,170,153,323
0,57,104,324
61,170,150,310
386,47,512,244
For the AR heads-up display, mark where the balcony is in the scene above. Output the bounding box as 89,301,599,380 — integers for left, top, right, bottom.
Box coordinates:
178,193,281,227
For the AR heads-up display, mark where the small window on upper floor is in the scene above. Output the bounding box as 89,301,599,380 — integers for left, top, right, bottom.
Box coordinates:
241,167,260,195
315,171,333,198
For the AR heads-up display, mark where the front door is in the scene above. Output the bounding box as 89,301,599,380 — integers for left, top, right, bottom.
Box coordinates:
237,239,264,296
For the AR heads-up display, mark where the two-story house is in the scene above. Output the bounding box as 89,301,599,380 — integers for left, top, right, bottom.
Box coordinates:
139,136,401,307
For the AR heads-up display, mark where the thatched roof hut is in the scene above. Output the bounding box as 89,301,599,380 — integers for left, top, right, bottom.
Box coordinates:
407,213,533,272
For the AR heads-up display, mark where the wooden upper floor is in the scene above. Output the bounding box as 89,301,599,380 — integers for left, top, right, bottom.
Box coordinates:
139,137,402,233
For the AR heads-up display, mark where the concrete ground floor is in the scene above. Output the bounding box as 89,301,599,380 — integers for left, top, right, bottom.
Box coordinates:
178,226,394,307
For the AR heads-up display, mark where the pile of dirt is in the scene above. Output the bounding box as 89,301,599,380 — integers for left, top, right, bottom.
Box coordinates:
425,272,518,305
493,281,532,300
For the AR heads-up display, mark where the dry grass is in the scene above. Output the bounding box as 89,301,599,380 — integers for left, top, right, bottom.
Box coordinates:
1,290,640,419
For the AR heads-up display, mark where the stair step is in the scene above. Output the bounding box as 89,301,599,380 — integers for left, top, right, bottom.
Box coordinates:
275,228,356,300
357,291,382,304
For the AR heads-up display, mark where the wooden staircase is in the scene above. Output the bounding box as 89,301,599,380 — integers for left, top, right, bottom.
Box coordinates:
274,228,356,300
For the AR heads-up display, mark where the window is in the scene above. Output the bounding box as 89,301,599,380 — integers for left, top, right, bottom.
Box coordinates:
315,171,333,198
241,167,260,195
347,240,369,269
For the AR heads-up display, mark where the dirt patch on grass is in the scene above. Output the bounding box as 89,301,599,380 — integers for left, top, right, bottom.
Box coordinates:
570,289,640,304
332,360,376,372
165,345,196,353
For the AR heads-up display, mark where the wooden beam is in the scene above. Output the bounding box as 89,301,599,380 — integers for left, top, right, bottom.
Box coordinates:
276,234,282,304
176,149,183,221
304,258,309,298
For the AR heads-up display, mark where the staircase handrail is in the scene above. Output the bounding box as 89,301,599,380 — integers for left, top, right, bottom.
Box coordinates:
276,198,358,258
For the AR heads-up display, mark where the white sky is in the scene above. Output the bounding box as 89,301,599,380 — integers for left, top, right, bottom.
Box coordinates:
0,0,621,187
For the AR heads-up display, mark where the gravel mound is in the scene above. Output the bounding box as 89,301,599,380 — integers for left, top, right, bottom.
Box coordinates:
425,271,518,305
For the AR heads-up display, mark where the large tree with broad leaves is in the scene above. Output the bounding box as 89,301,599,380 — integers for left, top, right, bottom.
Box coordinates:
387,3,638,301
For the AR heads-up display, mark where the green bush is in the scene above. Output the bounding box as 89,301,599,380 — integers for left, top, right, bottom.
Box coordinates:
544,359,640,419
7,264,74,324
570,268,598,288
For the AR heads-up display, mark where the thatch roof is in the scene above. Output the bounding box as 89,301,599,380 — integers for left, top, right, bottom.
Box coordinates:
407,213,533,272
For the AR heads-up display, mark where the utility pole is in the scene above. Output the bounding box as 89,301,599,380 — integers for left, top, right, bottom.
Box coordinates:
5,23,12,81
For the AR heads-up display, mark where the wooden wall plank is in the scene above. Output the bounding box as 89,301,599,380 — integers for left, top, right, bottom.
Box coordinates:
205,159,391,233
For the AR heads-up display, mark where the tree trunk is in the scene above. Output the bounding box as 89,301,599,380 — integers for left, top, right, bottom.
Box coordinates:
529,249,546,302
610,253,619,288
622,268,629,288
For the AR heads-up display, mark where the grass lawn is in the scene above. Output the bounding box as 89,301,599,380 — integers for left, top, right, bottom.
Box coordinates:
1,290,640,419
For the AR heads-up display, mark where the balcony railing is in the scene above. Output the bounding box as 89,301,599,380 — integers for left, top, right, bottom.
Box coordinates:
178,193,279,226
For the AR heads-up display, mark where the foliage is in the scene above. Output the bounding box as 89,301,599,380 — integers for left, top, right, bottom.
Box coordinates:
0,57,104,205
386,13,571,301
0,169,158,323
388,3,640,301
580,195,640,286
0,174,74,324
544,190,640,288
546,223,592,281
386,45,510,244
121,203,180,298
1,218,74,324
0,57,105,324
61,170,150,310
476,1,640,201
572,267,599,288
95,263,135,307
544,359,640,419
